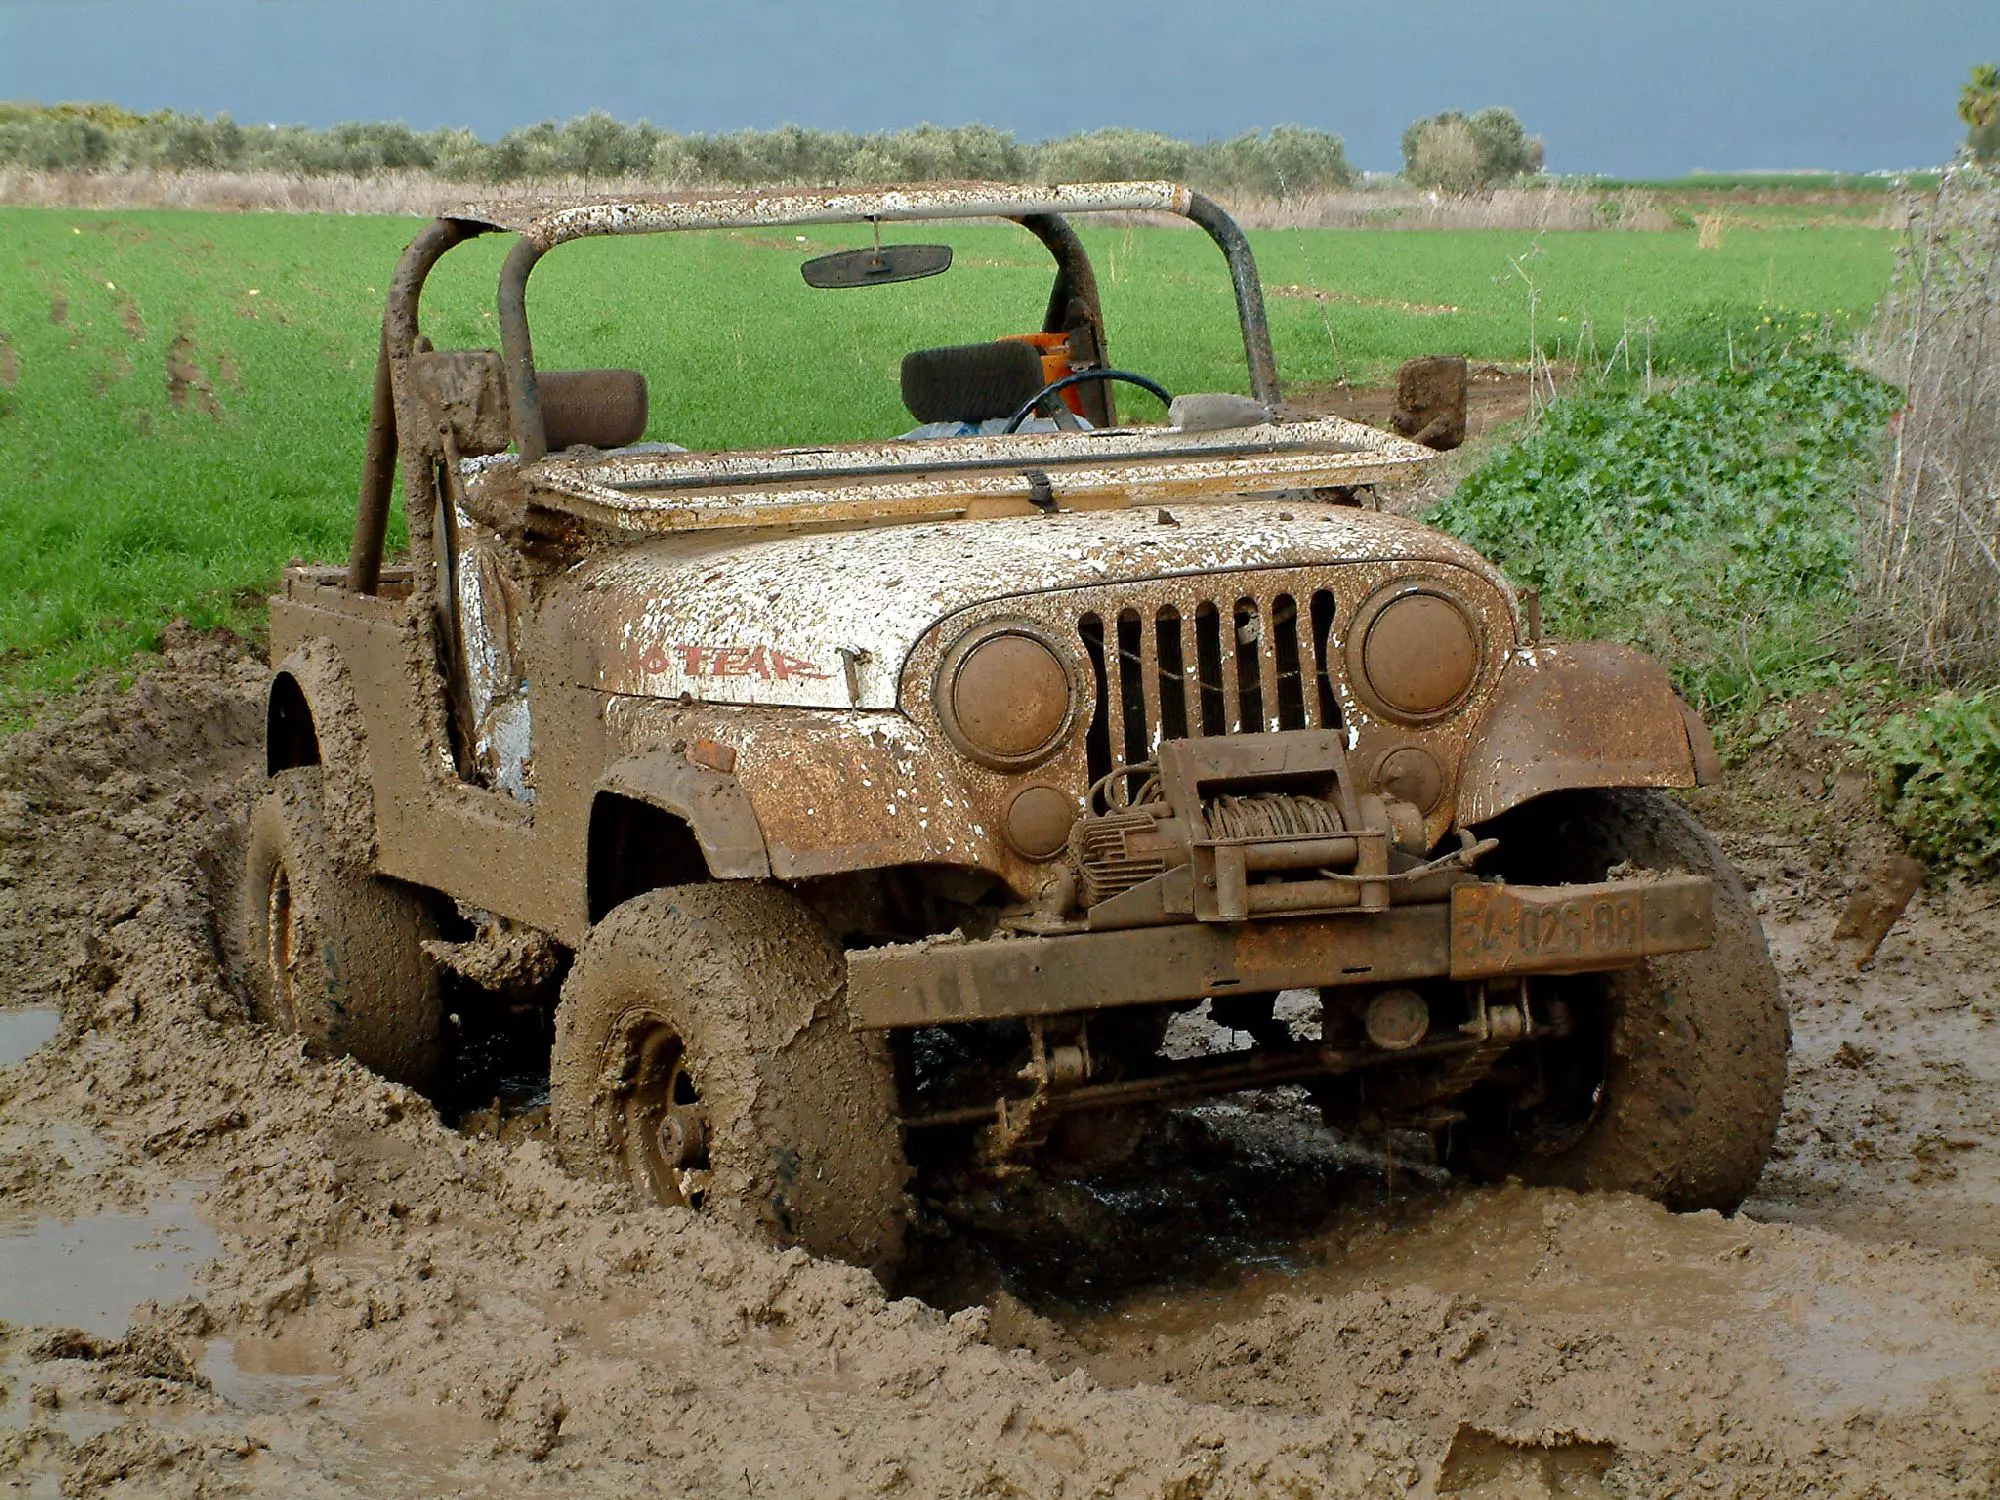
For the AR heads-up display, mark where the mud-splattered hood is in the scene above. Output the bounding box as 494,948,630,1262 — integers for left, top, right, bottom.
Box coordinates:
551,501,1511,709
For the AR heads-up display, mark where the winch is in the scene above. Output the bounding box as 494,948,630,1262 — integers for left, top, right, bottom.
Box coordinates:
1057,729,1488,930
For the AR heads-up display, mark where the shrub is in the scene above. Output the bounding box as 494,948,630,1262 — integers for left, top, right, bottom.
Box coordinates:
1192,126,1357,197
1851,690,2000,873
1963,62,2000,161
1854,159,2000,685
0,102,1356,196
1401,107,1544,193
1428,353,1900,715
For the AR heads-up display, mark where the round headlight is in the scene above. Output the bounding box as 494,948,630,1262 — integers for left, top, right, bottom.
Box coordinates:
1349,586,1480,722
936,624,1074,770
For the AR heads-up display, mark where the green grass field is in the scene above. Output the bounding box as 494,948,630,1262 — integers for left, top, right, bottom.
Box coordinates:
0,206,1896,710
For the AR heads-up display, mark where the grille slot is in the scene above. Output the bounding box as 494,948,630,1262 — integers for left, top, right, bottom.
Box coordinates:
1082,585,1342,789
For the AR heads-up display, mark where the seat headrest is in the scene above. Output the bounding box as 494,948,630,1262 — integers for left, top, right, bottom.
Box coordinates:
539,368,649,451
901,341,1046,424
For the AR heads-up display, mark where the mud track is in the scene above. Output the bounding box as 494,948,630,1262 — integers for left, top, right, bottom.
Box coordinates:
1,632,1996,1497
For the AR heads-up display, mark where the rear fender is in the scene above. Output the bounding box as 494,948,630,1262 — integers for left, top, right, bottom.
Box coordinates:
267,640,377,866
1453,641,1714,827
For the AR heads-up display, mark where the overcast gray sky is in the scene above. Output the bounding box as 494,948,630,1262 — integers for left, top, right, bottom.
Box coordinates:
2,0,1993,176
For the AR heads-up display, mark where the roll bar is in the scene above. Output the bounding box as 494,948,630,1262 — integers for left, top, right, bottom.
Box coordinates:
351,182,1279,588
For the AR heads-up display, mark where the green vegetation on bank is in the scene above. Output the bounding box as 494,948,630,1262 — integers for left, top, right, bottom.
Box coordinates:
1852,693,2000,874
1429,351,1901,716
1431,351,2000,876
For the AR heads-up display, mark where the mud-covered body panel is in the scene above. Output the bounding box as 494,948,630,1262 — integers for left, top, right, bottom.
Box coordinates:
548,501,1513,710
1456,643,1702,825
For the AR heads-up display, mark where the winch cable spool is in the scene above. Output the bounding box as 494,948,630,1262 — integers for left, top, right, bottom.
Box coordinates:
1071,776,1362,908
1204,792,1346,843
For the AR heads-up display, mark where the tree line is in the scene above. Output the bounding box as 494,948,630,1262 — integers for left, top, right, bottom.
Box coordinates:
0,106,1367,195
0,102,1572,195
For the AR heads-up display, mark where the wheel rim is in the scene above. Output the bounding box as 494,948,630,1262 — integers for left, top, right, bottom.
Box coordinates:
611,1019,712,1209
264,863,302,1033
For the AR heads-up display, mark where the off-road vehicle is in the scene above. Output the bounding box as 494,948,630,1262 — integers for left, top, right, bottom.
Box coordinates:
244,182,1787,1274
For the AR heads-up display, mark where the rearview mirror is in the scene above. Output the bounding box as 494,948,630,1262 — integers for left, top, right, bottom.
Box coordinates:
801,244,953,289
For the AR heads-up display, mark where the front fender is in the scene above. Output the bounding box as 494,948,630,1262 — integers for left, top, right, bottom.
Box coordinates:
596,747,772,880
1454,642,1714,827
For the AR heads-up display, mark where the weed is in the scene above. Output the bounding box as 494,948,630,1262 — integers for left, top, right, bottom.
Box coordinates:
1850,691,2000,874
1428,353,1902,717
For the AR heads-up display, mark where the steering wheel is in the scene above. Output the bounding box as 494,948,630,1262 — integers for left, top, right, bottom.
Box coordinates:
1002,369,1175,434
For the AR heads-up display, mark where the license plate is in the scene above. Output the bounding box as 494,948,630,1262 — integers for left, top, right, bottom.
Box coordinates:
1449,878,1711,979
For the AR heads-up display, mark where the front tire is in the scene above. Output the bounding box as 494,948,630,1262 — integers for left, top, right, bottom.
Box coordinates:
550,884,909,1275
239,767,443,1087
1448,788,1789,1212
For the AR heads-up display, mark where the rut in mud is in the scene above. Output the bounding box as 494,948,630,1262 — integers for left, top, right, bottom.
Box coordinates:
0,632,1996,1497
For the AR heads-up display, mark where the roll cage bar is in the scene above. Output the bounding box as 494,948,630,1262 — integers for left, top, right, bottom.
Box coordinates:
350,181,1278,594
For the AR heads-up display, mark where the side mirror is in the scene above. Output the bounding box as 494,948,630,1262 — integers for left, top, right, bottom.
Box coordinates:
801,244,953,289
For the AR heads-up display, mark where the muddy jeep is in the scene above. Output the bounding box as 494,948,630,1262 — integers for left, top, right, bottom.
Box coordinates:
244,182,1786,1273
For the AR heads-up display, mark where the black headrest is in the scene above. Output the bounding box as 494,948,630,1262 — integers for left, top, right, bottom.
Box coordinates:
901,341,1046,424
539,368,649,451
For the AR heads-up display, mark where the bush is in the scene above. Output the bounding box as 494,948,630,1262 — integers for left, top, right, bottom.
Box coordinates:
1428,353,1900,715
1401,107,1544,193
1851,690,2000,873
1855,159,2000,685
1963,62,2000,161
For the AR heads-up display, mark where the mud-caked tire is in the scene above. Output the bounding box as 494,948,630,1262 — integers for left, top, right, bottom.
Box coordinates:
550,884,910,1276
239,767,443,1088
1447,788,1789,1213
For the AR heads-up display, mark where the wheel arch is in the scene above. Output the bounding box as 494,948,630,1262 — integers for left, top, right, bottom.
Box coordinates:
266,640,377,866
587,748,772,923
1454,641,1717,828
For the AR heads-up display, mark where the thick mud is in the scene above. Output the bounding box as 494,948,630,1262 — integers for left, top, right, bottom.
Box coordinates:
1,632,1996,1497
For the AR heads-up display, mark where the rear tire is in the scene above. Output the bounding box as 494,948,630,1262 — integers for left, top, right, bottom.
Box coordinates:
1447,788,1788,1213
239,767,443,1087
550,884,909,1276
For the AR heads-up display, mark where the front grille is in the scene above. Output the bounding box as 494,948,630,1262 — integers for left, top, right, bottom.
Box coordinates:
1079,585,1344,788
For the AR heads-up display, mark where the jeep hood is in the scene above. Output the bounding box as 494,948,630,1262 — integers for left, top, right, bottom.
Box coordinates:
550,502,1511,710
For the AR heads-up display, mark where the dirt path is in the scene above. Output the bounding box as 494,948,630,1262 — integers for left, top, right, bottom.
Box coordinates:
1,635,1996,1497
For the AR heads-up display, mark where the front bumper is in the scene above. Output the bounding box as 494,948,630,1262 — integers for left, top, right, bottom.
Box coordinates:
845,875,1713,1030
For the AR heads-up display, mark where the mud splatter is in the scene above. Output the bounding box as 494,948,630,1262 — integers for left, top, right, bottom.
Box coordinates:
0,333,17,393
48,293,69,327
166,329,221,418
118,295,147,343
91,348,134,395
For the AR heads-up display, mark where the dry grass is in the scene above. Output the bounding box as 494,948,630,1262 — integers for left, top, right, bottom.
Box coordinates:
1231,185,1673,232
0,168,1674,232
1856,160,2000,686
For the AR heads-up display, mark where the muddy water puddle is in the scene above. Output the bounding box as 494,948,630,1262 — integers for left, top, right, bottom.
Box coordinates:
0,1006,59,1067
201,1331,342,1411
0,1187,215,1335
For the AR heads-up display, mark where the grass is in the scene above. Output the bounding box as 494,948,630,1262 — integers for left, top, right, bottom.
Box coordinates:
0,205,1895,712
1577,172,1940,194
